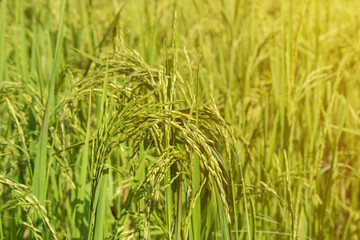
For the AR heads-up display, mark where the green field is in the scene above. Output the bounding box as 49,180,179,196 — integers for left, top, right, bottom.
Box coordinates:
1,0,360,239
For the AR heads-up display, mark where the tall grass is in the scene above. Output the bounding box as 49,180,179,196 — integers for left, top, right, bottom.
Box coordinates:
1,0,360,239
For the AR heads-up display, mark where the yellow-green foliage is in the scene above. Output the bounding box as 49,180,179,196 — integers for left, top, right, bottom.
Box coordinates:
1,0,360,239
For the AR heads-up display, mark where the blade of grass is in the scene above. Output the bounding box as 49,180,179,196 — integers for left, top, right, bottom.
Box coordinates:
72,47,105,66
88,58,109,240
15,0,29,84
93,166,109,240
191,52,201,240
239,158,251,240
0,0,6,86
203,193,216,240
214,185,230,240
32,0,66,203
72,91,92,239
135,141,146,238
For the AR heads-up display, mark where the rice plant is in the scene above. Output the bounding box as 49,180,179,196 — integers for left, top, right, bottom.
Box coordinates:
1,0,360,239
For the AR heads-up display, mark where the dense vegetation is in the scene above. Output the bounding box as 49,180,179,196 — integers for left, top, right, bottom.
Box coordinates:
1,0,359,239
